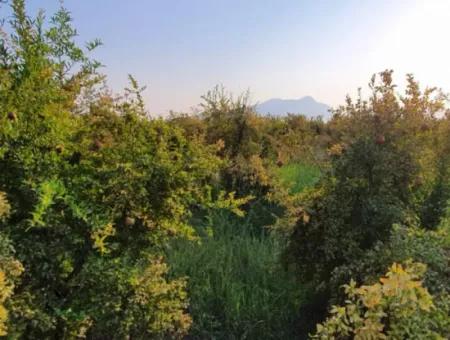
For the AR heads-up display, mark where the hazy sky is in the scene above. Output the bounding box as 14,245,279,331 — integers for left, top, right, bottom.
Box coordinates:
10,0,450,114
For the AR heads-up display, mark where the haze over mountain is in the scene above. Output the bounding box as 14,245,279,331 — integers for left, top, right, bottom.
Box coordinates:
256,96,331,119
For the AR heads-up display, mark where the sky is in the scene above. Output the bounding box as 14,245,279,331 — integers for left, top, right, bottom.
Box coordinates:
4,0,450,114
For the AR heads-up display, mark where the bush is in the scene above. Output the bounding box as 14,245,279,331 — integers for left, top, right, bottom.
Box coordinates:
313,262,450,339
331,210,450,300
0,2,234,337
286,137,417,288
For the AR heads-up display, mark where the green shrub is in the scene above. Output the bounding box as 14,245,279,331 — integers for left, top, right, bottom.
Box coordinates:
0,2,234,338
286,138,417,288
331,210,450,300
313,262,450,339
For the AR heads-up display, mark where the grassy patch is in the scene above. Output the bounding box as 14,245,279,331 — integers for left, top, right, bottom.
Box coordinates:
167,211,306,339
276,162,321,194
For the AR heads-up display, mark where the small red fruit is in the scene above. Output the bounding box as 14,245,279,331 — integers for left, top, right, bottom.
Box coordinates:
55,145,64,154
375,135,385,145
7,112,17,121
91,139,102,151
420,123,429,132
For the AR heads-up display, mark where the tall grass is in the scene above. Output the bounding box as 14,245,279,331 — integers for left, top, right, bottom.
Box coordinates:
167,211,306,339
276,162,321,194
166,162,319,338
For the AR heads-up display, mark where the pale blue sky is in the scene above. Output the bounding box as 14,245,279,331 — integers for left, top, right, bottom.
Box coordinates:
7,1,450,114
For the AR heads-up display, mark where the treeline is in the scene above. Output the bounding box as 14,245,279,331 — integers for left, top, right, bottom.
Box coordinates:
0,1,449,339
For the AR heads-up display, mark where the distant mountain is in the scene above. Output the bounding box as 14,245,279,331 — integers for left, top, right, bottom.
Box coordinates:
256,96,330,119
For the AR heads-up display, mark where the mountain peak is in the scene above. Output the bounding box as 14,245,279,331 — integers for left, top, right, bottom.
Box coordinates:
300,95,315,101
256,96,330,119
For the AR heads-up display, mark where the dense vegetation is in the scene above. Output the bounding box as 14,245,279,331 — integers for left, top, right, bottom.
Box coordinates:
0,1,449,339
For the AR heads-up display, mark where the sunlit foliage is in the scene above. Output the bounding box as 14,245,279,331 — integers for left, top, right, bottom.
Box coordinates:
313,262,449,339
